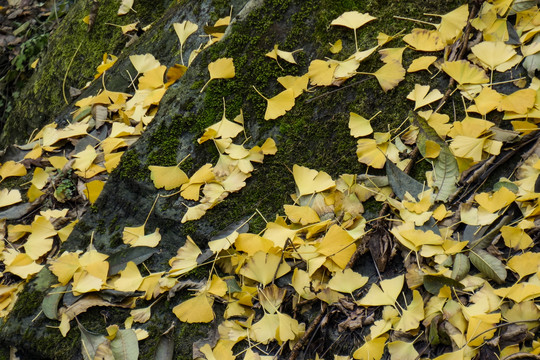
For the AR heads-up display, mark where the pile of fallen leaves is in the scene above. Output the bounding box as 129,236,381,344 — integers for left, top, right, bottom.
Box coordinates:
1,0,540,359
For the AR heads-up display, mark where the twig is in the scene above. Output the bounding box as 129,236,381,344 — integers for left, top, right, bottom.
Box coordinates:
287,302,328,360
305,78,369,103
63,42,83,105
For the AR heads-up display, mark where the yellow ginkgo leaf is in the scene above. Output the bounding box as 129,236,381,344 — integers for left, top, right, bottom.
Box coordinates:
173,20,198,65
469,87,502,115
173,292,215,323
94,53,118,79
277,74,309,98
331,11,376,51
498,89,536,114
148,165,188,190
357,275,404,306
4,253,43,280
506,252,540,278
352,334,388,360
328,268,368,293
408,56,438,73
112,261,143,292
317,224,356,269
471,41,516,70
0,161,27,181
31,167,49,190
474,186,516,213
395,290,424,331
83,180,105,205
180,163,215,201
403,28,445,51
27,185,44,203
379,47,405,65
72,145,97,172
372,61,405,92
254,88,295,121
406,84,443,110
169,236,202,276
104,152,123,173
501,226,533,250
356,137,388,169
129,54,161,74
441,60,489,85
349,112,374,138
308,60,338,86
283,205,320,225
50,251,81,285
120,22,138,34
329,39,342,54
292,164,335,196
0,188,22,208
387,341,419,360
265,45,301,66
117,0,133,15
466,313,501,346
137,65,166,90
435,4,469,44
239,251,291,286
450,136,486,162
425,140,441,158
201,58,235,92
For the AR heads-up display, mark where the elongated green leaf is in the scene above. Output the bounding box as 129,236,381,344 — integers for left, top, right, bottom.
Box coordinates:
111,329,139,360
385,159,424,201
79,322,108,360
108,246,157,276
423,274,464,295
154,334,174,360
451,253,470,281
412,112,458,202
42,285,67,320
469,249,507,284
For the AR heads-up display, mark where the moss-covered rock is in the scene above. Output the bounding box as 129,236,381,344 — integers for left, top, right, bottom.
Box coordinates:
0,0,466,358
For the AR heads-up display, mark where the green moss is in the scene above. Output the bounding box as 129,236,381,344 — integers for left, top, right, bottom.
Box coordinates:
115,149,147,181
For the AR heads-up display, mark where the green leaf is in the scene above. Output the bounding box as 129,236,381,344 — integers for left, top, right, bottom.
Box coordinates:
42,285,67,320
154,334,174,360
78,321,108,360
469,249,507,284
412,112,458,202
423,274,464,295
385,159,424,201
108,246,157,276
451,253,470,281
110,329,139,360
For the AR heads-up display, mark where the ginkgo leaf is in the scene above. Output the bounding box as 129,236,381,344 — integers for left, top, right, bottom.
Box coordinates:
277,74,309,98
379,47,405,65
387,341,418,360
435,4,469,44
395,290,424,331
425,140,441,158
352,335,387,360
449,136,486,162
466,313,501,347
180,164,215,201
168,236,201,276
265,45,301,65
501,226,533,250
0,188,22,208
441,60,489,85
317,224,356,269
329,39,342,54
0,161,27,181
372,61,405,92
506,252,540,279
498,89,536,114
112,261,143,292
83,180,105,205
407,84,443,110
173,20,198,65
257,88,295,121
117,0,133,15
357,275,404,306
239,251,291,286
408,56,438,73
328,268,368,293
129,54,161,74
292,164,335,196
201,58,235,92
349,112,373,137
403,29,445,51
73,145,97,172
148,165,188,190
308,60,338,86
4,252,44,279
283,205,320,225
331,11,376,30
471,41,516,70
173,292,214,323
356,137,388,169
474,186,516,213
50,251,81,285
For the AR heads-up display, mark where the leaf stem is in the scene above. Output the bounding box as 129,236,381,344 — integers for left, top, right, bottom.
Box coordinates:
393,15,437,27
63,42,83,105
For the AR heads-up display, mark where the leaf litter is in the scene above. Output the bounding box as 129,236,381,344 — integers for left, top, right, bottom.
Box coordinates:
0,1,539,360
